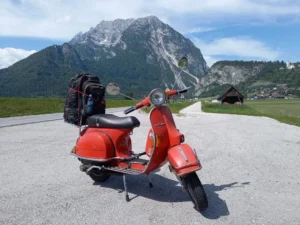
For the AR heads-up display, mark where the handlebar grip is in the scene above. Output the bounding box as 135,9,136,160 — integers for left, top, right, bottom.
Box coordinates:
178,89,188,94
124,106,136,114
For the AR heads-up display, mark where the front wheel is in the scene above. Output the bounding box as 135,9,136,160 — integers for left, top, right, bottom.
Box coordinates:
180,172,208,212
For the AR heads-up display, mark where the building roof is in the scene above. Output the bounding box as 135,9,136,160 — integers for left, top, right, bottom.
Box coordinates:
218,86,245,101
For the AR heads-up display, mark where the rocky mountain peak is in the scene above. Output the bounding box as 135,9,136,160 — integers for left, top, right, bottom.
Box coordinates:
69,18,136,47
95,18,136,31
134,15,163,26
66,16,208,92
68,16,167,47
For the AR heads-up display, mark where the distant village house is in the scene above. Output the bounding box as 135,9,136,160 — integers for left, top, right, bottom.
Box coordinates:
218,86,244,104
279,61,299,70
286,61,295,70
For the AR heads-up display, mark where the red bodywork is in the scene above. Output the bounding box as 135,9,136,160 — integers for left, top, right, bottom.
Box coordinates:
73,90,202,176
75,127,133,158
168,144,201,175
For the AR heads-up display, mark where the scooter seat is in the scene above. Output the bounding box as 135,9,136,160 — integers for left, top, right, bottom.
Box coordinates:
87,114,140,129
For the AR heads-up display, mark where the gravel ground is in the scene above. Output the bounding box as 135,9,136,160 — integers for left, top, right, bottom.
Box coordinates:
0,103,300,225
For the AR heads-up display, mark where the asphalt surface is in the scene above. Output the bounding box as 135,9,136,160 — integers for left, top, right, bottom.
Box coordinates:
0,103,300,225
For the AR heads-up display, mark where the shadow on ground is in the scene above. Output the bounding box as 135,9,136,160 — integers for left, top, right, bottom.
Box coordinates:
93,173,250,219
201,181,250,219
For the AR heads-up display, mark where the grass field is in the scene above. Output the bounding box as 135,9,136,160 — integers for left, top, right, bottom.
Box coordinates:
2,97,299,127
0,98,192,118
142,101,196,114
202,99,300,127
0,98,136,118
0,98,65,118
106,99,136,108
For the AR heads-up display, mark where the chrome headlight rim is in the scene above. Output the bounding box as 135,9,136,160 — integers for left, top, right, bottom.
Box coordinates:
149,88,166,106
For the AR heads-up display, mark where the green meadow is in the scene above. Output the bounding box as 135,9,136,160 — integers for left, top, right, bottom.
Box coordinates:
0,98,135,118
202,99,300,127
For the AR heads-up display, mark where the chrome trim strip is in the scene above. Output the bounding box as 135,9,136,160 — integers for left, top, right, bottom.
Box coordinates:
192,148,201,164
178,147,188,162
70,153,124,162
86,164,142,175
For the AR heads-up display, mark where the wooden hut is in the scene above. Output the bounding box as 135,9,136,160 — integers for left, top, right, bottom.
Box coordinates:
218,86,244,104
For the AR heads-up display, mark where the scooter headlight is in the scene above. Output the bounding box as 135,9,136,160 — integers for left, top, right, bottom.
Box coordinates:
149,88,166,106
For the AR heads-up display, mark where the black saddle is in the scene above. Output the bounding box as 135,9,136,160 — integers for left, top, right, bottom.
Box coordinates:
87,114,140,129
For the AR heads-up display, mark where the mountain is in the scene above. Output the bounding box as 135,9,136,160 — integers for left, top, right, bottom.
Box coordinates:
0,44,87,97
195,61,266,96
196,60,300,97
0,16,208,97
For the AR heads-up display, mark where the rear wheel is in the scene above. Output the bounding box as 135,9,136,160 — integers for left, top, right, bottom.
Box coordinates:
88,169,111,182
181,172,208,212
81,160,111,183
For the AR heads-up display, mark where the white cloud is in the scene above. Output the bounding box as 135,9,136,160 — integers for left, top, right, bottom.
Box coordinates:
192,37,281,61
0,48,36,69
0,0,299,40
203,56,218,67
55,15,71,23
183,27,216,34
158,0,300,16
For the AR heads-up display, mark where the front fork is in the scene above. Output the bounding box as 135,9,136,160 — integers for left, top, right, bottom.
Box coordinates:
168,165,187,189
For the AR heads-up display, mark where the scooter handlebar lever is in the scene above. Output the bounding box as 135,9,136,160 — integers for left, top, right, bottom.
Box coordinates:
178,89,188,94
124,106,136,114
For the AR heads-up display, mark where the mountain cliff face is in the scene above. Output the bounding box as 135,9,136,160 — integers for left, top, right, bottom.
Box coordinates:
4,16,294,99
0,16,208,97
69,16,208,90
195,61,264,96
0,44,88,97
195,60,300,97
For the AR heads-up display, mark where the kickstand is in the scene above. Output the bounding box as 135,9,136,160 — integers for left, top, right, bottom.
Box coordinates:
147,174,153,188
123,174,130,202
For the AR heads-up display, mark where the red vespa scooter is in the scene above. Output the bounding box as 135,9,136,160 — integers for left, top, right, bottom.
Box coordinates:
71,85,208,212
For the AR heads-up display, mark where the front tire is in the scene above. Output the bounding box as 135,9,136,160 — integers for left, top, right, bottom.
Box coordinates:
181,172,208,212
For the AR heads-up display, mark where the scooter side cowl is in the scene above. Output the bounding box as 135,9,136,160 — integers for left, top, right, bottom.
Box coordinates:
75,129,115,160
168,143,201,176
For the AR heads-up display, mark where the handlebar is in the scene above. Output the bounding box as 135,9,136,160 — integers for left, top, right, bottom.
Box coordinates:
124,106,136,115
177,89,188,94
123,88,189,114
166,88,188,97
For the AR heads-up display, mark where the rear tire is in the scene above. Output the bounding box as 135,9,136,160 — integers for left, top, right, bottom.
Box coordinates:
81,160,111,182
88,169,111,182
181,172,208,212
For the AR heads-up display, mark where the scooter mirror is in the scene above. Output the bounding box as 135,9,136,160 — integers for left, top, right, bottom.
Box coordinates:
106,82,120,95
178,56,188,69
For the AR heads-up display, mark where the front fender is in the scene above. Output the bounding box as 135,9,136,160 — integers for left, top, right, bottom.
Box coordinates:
168,144,202,176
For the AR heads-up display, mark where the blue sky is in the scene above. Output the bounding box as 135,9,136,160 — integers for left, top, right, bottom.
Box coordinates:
0,0,300,68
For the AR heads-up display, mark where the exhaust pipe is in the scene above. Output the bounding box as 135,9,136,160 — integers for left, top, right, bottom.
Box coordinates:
85,165,104,174
81,165,125,176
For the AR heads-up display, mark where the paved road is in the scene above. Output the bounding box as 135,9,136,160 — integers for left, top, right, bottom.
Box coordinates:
0,104,300,225
0,107,129,128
